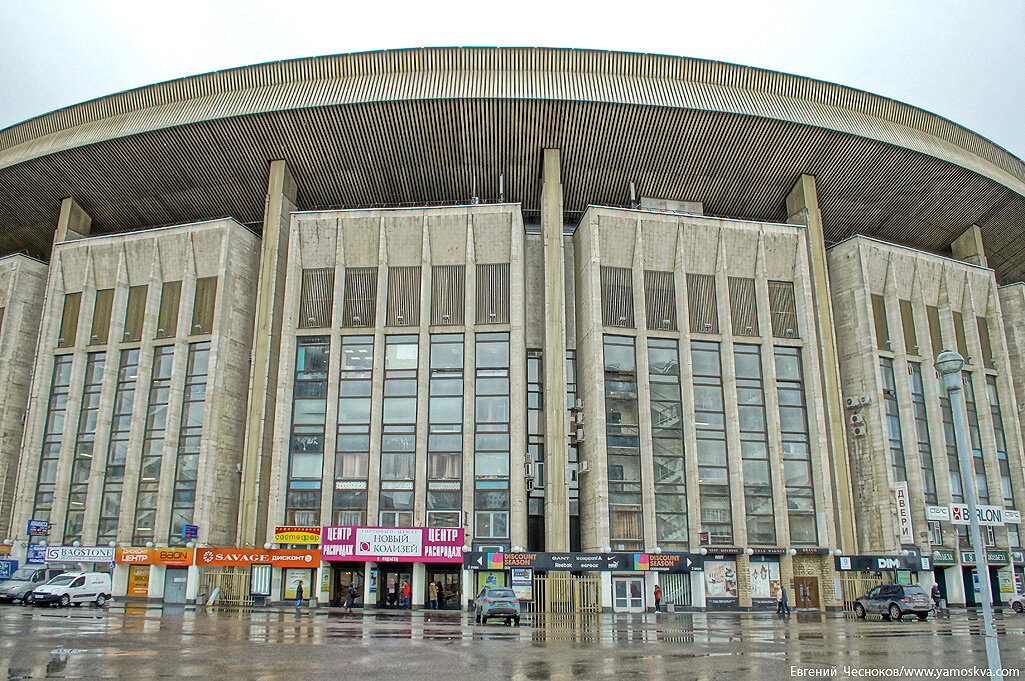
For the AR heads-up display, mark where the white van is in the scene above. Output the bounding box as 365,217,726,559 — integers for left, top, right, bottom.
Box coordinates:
32,571,112,607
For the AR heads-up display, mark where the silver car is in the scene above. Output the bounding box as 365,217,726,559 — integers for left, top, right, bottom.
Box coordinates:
1009,593,1024,613
0,568,66,605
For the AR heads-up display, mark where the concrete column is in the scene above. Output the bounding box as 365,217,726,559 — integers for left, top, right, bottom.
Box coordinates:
412,562,426,607
541,149,570,552
56,197,92,243
364,562,377,608
239,160,297,547
951,225,988,268
786,175,857,553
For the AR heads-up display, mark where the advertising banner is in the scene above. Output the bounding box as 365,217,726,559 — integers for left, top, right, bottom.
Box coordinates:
194,548,320,567
463,551,702,572
274,526,322,544
950,504,1004,526
321,527,464,563
44,546,114,563
26,545,45,564
894,482,914,543
0,560,17,579
115,547,194,567
704,559,739,607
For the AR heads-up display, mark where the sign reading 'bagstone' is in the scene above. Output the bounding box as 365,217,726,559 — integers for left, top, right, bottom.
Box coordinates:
44,546,115,563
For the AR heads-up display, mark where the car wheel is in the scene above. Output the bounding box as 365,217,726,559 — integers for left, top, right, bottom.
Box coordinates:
853,603,866,619
513,616,520,626
58,594,70,608
21,593,34,606
95,594,106,607
1013,601,1024,613
916,612,928,621
888,604,902,621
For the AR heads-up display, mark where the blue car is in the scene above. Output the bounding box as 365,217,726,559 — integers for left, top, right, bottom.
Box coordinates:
473,587,520,625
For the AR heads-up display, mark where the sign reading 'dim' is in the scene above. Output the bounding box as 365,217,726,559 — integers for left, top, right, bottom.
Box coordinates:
321,527,464,563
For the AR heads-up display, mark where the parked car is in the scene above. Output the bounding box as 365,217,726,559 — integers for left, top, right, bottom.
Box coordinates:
32,572,112,608
1009,593,1024,613
473,586,521,625
853,584,932,621
0,568,66,605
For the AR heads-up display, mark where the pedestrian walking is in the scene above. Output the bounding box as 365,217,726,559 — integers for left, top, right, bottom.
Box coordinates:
931,583,942,612
402,581,411,609
295,580,304,616
653,584,662,612
428,581,439,609
777,585,790,616
344,582,357,613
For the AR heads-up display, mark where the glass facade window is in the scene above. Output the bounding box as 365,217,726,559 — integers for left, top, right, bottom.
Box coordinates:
775,346,817,544
879,358,907,483
649,338,687,549
928,520,943,546
427,334,463,528
604,335,642,550
64,352,105,543
475,332,510,541
334,335,373,525
734,344,774,545
33,355,74,522
98,349,139,544
286,336,328,526
133,345,174,543
909,363,937,504
963,373,990,505
986,376,1014,507
527,350,544,498
566,350,580,520
692,340,729,545
939,392,962,503
380,335,418,526
169,342,209,541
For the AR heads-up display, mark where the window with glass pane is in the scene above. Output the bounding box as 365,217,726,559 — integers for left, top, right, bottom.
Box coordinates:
939,390,962,503
332,489,367,526
334,335,372,523
909,363,937,504
428,334,463,525
133,345,174,543
527,350,545,507
775,346,817,544
97,349,139,544
381,336,418,492
286,336,328,526
379,489,414,527
648,338,687,548
963,373,990,504
33,355,74,522
475,332,510,540
64,352,105,543
986,376,1014,506
734,344,774,545
692,340,730,544
605,335,642,549
169,342,210,541
880,358,907,483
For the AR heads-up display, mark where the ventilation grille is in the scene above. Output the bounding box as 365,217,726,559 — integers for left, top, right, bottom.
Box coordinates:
431,265,465,325
768,280,798,338
475,263,509,324
687,273,718,333
601,266,634,327
728,277,757,336
643,270,676,330
299,268,334,328
387,266,421,326
343,267,378,327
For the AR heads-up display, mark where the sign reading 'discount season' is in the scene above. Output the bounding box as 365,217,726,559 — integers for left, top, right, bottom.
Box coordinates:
321,526,464,563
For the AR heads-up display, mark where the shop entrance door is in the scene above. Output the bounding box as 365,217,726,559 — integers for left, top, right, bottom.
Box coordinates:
794,576,819,609
612,577,645,613
378,566,413,608
163,568,188,604
425,568,461,610
331,565,364,607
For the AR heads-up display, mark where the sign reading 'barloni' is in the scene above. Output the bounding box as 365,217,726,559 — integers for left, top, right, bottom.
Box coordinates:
321,526,464,563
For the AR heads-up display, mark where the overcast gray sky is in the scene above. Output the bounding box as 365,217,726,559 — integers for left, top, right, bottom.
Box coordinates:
2,0,1023,160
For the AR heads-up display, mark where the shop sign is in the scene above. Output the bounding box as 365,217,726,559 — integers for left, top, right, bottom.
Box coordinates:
27,520,50,536
834,554,919,571
960,550,1009,565
463,551,702,573
999,570,1015,593
194,548,320,567
926,506,950,522
510,568,533,601
26,545,45,564
127,565,150,598
115,547,194,567
895,483,914,543
931,549,957,565
704,559,739,607
45,546,115,563
0,545,10,556
274,526,322,544
1004,510,1021,524
950,504,1004,526
0,560,17,579
321,526,464,563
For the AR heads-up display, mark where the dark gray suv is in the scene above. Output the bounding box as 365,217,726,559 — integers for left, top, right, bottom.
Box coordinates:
854,584,932,621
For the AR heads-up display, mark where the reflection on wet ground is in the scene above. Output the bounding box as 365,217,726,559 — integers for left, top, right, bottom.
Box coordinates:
1,605,1023,679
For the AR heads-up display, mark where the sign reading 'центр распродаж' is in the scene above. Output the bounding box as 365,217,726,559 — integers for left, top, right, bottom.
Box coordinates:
320,526,464,563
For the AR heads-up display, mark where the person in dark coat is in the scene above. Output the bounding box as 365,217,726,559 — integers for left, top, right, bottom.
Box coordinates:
295,580,304,615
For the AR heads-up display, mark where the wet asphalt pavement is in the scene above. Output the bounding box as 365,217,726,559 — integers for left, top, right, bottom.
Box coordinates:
1,604,1023,680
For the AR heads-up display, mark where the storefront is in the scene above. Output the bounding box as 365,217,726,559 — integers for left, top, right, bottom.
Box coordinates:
834,553,932,610
321,526,464,609
748,554,782,609
114,547,195,603
194,548,321,605
703,553,739,610
959,550,1007,606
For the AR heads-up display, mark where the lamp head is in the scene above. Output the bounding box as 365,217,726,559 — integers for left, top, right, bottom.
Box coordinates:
934,350,965,377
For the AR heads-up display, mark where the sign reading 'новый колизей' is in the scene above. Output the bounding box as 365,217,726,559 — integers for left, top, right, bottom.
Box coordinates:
321,527,464,563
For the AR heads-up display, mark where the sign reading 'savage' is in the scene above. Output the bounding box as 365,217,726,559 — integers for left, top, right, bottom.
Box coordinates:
194,548,319,567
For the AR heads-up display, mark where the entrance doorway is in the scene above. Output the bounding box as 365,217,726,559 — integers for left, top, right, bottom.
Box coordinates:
330,563,365,607
378,565,413,608
163,568,188,604
793,576,820,609
425,567,460,610
612,577,645,613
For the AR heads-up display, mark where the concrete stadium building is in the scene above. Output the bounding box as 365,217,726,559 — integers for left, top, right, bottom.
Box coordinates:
1,47,1024,611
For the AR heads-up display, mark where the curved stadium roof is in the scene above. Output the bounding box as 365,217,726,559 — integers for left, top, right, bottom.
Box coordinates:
2,47,1024,283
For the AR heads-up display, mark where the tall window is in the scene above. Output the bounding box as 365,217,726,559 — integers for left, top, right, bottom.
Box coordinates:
475,333,510,540
286,336,328,526
428,334,463,528
987,376,1018,547
169,342,209,541
649,338,687,549
380,335,418,526
880,358,907,483
133,346,174,543
735,344,774,545
939,389,964,507
963,373,990,505
334,335,372,525
527,350,545,548
692,341,730,544
64,352,105,543
604,336,641,549
33,355,73,521
775,347,817,544
909,363,937,504
98,349,139,544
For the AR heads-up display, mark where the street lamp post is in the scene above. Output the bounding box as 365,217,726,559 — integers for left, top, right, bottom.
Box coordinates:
935,350,1002,679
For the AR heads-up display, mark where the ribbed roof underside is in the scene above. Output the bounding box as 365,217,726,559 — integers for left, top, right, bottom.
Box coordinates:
1,48,1023,283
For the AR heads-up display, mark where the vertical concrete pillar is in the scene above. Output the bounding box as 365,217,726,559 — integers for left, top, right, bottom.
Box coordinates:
786,175,857,553
541,149,570,552
55,197,92,243
239,160,297,547
951,225,988,268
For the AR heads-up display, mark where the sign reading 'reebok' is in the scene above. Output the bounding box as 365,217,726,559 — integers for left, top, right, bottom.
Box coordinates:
321,527,464,563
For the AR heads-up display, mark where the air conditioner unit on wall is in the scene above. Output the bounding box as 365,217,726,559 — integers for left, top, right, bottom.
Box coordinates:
852,425,867,437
